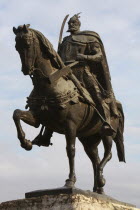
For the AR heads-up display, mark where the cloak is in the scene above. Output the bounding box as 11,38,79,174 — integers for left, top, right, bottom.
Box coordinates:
75,30,112,95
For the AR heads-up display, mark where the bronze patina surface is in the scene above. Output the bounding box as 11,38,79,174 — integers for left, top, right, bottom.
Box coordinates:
13,15,125,194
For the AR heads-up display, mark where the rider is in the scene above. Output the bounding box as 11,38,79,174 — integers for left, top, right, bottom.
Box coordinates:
58,13,118,135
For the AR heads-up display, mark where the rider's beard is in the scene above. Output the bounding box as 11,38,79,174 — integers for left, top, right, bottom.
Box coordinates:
67,25,80,33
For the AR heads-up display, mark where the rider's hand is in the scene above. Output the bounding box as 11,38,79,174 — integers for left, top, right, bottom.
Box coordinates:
76,53,87,61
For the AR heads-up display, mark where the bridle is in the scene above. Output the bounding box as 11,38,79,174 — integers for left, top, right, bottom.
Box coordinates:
28,31,38,77
26,31,51,82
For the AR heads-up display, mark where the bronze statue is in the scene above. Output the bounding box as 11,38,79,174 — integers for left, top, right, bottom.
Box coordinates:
13,19,125,194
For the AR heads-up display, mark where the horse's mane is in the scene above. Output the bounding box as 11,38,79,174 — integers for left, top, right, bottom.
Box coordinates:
30,28,64,69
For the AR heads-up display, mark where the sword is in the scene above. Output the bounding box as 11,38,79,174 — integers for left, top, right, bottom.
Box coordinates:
57,14,69,52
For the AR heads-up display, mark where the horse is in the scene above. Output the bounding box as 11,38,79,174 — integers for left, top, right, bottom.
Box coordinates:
13,24,125,194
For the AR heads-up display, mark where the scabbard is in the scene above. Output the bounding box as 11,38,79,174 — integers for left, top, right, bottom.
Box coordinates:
48,61,79,83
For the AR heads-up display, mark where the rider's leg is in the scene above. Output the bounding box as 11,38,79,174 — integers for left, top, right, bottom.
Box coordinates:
83,67,115,135
94,93,116,136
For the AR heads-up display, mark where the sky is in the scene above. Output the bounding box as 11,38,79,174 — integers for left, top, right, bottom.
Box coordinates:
0,0,140,208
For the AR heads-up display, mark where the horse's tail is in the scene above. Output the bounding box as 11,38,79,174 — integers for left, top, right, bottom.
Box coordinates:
114,101,126,162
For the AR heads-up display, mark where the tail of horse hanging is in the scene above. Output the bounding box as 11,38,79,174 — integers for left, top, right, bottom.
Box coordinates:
114,101,126,162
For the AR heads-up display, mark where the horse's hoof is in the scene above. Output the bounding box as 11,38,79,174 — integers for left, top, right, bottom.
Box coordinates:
97,188,105,194
93,188,97,193
64,179,75,188
21,139,32,151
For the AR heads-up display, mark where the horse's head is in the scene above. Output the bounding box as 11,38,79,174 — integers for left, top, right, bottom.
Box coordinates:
13,24,39,75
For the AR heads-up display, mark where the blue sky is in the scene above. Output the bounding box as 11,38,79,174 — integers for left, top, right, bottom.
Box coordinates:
0,0,140,208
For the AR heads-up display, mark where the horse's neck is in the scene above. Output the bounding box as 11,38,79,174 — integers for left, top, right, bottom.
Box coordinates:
35,54,55,77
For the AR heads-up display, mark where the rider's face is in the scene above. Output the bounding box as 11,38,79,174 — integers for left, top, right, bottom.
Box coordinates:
68,20,80,33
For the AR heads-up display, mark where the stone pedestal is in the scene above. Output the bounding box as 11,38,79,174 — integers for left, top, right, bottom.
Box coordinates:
0,188,139,210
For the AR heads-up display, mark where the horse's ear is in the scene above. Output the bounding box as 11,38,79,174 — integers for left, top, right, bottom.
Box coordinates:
23,24,28,33
13,27,17,35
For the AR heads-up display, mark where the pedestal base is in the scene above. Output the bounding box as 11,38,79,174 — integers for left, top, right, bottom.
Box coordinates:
0,187,139,210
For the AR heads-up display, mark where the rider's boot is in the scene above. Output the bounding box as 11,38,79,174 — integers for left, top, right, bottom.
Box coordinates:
32,128,53,147
97,103,116,136
91,93,116,136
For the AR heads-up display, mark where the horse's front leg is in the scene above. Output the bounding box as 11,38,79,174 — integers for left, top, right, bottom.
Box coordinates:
65,121,76,188
13,109,40,151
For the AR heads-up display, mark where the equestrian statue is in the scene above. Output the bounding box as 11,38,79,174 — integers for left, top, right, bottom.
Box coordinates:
13,14,125,194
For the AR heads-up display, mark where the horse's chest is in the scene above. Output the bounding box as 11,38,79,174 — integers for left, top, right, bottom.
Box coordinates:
32,77,48,93
38,108,68,133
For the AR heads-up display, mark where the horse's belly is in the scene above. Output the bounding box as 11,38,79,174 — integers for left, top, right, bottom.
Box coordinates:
77,121,102,137
38,103,102,137
38,108,68,134
77,105,102,137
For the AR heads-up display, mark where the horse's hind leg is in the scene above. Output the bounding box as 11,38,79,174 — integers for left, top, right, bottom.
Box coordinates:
65,121,77,188
79,136,103,193
96,136,112,192
99,136,112,170
13,109,40,150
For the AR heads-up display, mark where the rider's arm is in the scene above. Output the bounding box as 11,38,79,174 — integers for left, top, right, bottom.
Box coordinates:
76,42,103,62
86,42,103,62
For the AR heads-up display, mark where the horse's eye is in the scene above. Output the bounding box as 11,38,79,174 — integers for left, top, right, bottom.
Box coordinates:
24,39,31,48
25,42,30,48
